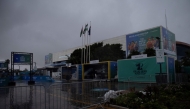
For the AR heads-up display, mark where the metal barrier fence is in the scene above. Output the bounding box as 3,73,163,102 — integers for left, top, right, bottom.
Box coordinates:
2,78,189,109
0,85,45,109
0,81,153,109
46,81,122,109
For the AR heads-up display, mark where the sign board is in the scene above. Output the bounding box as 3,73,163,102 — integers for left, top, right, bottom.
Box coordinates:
126,27,161,57
13,54,31,63
90,60,99,64
126,26,176,57
132,54,147,59
0,62,7,68
156,49,165,63
118,56,167,82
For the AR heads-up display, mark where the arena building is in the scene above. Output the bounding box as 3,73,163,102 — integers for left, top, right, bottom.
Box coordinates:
45,26,190,67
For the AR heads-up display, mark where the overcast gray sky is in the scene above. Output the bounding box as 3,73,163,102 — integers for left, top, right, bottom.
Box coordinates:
0,0,190,69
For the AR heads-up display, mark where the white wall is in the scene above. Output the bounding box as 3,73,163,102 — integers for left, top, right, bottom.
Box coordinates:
53,46,80,62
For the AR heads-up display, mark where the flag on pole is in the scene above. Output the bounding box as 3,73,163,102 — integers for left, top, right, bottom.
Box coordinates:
80,27,83,37
88,26,91,35
83,24,88,34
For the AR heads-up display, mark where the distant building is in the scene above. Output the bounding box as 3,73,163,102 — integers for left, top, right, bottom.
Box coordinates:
176,41,190,60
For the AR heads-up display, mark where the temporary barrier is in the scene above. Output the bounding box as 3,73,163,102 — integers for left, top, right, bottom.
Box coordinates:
0,85,45,109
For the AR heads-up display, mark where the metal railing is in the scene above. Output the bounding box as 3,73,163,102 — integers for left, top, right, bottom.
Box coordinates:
0,77,189,109
0,85,45,109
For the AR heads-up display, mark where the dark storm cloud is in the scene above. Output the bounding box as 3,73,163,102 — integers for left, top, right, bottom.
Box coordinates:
0,0,190,69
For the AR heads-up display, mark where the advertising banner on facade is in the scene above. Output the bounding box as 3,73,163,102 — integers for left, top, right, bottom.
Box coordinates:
126,27,161,57
162,27,176,55
13,54,31,64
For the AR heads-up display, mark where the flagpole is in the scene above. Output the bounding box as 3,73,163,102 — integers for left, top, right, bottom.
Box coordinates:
89,21,91,63
81,33,83,64
86,31,88,63
84,32,86,63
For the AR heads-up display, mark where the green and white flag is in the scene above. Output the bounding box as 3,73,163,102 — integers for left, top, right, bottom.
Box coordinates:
83,24,88,34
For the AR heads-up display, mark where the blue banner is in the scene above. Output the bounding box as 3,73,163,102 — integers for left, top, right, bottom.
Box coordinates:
0,63,7,68
21,76,54,82
13,54,31,63
168,57,175,83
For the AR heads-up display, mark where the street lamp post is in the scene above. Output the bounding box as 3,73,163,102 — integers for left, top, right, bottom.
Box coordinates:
28,62,36,85
18,65,20,71
17,65,20,76
156,37,164,83
33,62,37,71
156,37,162,74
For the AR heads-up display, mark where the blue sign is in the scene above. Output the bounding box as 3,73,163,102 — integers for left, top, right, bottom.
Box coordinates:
21,76,54,82
0,63,7,68
13,54,31,63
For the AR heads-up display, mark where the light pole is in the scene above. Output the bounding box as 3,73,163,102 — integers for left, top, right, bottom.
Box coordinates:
156,37,162,74
33,62,37,71
28,62,36,85
18,65,20,71
17,65,20,76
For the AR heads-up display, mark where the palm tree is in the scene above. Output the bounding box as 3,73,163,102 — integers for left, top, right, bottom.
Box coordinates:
5,59,10,64
5,59,10,72
181,50,190,66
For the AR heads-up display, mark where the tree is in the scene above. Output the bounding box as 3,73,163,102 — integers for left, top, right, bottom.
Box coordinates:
67,48,82,64
5,59,10,72
143,48,156,57
90,42,103,60
181,50,190,66
175,60,182,73
67,42,124,64
5,59,10,64
90,43,124,62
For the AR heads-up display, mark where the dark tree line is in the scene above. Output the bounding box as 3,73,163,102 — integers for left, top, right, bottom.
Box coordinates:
67,42,124,64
